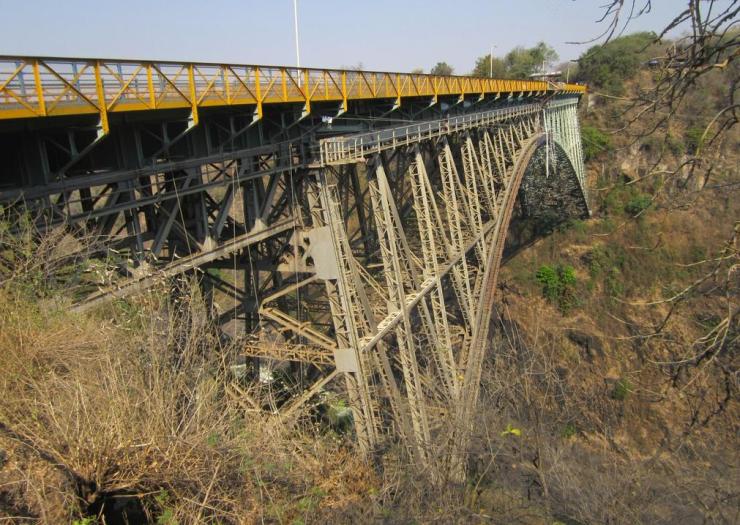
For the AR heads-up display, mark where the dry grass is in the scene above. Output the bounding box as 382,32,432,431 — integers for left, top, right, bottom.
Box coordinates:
0,221,377,524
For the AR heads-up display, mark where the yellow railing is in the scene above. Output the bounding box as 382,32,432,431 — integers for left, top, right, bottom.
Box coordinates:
0,56,586,133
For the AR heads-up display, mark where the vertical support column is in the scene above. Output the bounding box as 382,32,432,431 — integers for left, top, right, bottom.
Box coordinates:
368,161,430,465
439,142,475,332
475,133,499,218
311,171,379,456
460,136,489,263
408,149,459,401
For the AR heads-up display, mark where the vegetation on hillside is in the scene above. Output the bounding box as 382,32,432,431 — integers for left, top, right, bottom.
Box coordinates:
1,1,737,523
574,31,658,94
0,221,377,523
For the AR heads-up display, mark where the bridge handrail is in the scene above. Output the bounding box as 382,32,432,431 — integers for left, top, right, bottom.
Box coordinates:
0,55,586,132
319,102,545,165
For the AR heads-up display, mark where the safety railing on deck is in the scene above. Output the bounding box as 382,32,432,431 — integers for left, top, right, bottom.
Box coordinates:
0,56,586,132
319,102,544,165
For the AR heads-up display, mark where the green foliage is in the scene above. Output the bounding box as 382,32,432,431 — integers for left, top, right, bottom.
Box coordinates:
559,218,589,243
587,244,626,298
472,54,508,78
581,125,612,161
155,490,179,525
156,509,178,525
430,62,454,76
327,399,354,432
206,267,223,281
666,134,685,156
611,378,633,401
536,265,560,301
471,42,558,79
207,431,221,447
576,32,657,94
72,519,97,525
624,193,652,217
685,125,706,154
604,267,624,297
506,42,559,78
602,182,653,220
297,487,327,513
562,423,577,439
535,264,578,313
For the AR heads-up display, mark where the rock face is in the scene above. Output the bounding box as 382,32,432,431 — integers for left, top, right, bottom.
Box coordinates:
566,329,604,361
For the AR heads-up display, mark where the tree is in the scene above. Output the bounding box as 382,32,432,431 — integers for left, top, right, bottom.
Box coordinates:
504,42,559,78
472,55,507,78
410,67,424,74
430,62,454,76
471,42,558,79
579,0,739,429
575,31,657,94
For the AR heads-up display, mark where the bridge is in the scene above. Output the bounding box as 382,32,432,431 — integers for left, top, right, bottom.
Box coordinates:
0,55,589,479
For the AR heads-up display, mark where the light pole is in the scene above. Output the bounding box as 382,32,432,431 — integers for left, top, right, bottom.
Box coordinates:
489,45,497,77
293,0,301,69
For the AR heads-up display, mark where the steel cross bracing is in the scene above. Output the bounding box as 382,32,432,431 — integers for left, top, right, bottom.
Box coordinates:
0,72,588,479
244,94,588,479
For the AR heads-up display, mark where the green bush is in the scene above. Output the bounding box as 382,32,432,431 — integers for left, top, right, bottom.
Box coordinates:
602,184,629,216
685,126,706,154
666,134,685,156
604,267,624,297
536,265,559,302
586,244,627,299
562,422,577,439
611,378,633,401
535,264,578,313
624,193,652,217
581,125,611,161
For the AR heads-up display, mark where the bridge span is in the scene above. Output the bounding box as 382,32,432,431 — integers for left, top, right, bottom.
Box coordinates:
0,55,589,479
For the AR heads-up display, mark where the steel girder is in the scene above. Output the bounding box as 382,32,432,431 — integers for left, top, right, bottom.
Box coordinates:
251,96,589,479
0,88,588,480
0,56,586,127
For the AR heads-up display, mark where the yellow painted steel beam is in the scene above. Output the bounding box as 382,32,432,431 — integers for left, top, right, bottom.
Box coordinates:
93,61,109,134
0,55,587,123
32,60,46,116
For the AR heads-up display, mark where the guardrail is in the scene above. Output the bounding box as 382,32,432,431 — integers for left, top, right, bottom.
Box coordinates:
319,102,543,165
0,56,586,132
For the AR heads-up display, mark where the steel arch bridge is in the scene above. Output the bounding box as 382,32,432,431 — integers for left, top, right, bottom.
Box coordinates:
0,56,589,479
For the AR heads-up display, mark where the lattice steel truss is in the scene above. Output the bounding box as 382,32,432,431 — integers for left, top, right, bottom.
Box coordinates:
248,95,590,479
0,76,588,479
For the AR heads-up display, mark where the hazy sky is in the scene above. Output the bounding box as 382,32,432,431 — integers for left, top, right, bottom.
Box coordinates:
0,1,693,73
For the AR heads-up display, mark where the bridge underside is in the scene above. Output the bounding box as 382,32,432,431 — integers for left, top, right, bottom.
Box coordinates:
0,85,589,479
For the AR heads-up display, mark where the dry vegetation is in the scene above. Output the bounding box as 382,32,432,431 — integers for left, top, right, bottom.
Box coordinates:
0,222,377,523
1,3,738,522
468,50,739,524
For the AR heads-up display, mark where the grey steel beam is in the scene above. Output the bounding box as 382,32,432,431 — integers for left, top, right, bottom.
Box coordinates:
74,216,296,312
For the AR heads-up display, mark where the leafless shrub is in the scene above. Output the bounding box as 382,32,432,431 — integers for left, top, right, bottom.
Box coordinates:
463,300,740,524
0,220,377,523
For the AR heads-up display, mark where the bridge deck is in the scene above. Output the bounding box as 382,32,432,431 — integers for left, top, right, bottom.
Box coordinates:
0,55,585,132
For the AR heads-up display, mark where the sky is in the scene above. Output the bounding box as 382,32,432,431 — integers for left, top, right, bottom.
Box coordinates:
0,1,693,74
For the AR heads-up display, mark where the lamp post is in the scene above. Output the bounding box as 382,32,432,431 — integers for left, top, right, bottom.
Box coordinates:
489,45,497,77
293,0,301,69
